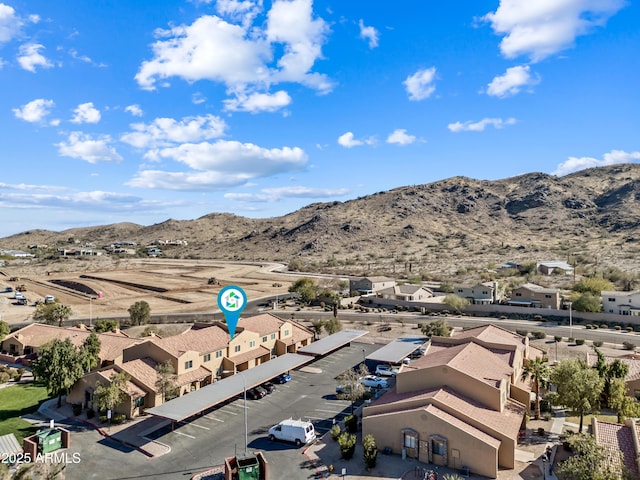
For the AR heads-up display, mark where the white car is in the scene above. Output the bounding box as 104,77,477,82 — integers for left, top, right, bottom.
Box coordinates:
359,375,389,389
375,364,397,376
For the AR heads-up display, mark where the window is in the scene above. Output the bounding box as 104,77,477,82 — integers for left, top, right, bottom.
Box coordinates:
184,360,193,369
262,336,268,343
457,289,463,293
134,396,145,408
609,298,616,302
432,439,446,456
215,350,222,358
271,333,276,340
284,329,290,336
635,390,640,401
203,353,211,362
515,292,522,297
545,294,551,298
234,345,241,353
404,433,417,449
249,340,255,348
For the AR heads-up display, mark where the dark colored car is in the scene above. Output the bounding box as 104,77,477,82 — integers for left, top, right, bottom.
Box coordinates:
261,382,276,393
247,387,266,399
274,373,291,384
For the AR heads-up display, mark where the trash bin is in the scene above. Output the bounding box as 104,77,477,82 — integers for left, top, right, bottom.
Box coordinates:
37,429,62,454
237,454,260,480
460,465,470,477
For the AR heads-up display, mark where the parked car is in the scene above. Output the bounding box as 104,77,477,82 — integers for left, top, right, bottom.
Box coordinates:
359,375,389,389
44,295,55,304
409,348,426,359
5,287,13,293
261,382,276,393
274,373,291,384
375,364,397,376
268,419,316,447
247,387,267,400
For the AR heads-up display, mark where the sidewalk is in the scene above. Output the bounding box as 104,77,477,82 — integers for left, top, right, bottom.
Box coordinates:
35,397,171,458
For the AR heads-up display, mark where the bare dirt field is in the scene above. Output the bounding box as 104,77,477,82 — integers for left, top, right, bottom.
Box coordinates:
0,257,296,325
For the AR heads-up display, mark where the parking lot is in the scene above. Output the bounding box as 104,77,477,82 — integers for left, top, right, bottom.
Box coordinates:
63,341,388,480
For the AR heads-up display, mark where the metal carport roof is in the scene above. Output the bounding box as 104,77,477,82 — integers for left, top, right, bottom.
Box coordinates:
297,329,369,356
365,335,427,364
146,353,312,421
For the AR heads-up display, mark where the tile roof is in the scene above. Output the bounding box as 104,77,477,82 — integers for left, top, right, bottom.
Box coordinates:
118,358,159,392
97,367,146,398
229,346,271,365
595,420,639,478
451,324,527,353
424,404,501,448
515,283,559,294
153,324,229,356
237,313,286,336
177,366,212,386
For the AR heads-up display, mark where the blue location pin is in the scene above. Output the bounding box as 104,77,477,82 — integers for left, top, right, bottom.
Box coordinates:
217,285,247,339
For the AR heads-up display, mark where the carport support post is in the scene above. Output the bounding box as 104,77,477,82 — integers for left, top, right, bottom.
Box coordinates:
224,368,248,454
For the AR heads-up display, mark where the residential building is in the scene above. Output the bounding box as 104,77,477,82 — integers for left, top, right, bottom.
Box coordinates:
376,284,433,302
350,276,396,295
536,261,574,276
453,282,498,304
602,290,640,316
592,418,640,478
362,325,544,479
508,283,561,309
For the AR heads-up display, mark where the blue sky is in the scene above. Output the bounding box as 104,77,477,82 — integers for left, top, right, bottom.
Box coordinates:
1,0,639,237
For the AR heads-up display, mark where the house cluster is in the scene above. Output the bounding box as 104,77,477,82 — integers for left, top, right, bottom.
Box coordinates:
1,313,313,418
363,324,544,478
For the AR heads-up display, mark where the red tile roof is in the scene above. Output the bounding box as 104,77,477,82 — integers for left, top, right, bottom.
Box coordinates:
153,324,229,356
595,420,639,478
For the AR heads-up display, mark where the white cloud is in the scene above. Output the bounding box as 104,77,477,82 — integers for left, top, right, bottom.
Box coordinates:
337,132,375,148
125,104,144,117
225,185,348,202
71,102,101,124
483,0,625,62
448,117,516,132
56,132,123,163
223,90,291,113
127,139,307,191
136,0,332,111
215,0,262,27
0,3,22,43
17,43,53,72
192,92,207,104
486,65,539,98
0,189,146,211
12,98,55,123
403,67,437,101
386,129,416,145
552,149,640,176
359,19,379,48
121,114,227,149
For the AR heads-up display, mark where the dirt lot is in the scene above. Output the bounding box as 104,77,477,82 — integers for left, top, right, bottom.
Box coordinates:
0,257,296,325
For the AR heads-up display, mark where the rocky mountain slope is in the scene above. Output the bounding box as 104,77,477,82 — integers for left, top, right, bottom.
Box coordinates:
3,164,640,276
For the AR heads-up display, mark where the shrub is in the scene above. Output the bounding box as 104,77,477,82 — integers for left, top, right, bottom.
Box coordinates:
344,414,358,434
532,331,546,340
568,337,575,343
615,325,622,331
554,336,563,342
575,339,585,345
623,341,637,351
599,323,608,329
338,432,357,460
0,371,10,384
593,341,603,347
533,315,543,321
330,424,341,441
626,327,634,332
86,408,95,419
112,413,126,425
72,403,82,416
362,434,378,468
516,330,528,337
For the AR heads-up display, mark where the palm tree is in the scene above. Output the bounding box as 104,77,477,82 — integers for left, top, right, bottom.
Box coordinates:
521,357,550,420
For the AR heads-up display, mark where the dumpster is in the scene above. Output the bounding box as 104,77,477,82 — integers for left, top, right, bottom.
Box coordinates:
37,429,62,454
237,454,259,480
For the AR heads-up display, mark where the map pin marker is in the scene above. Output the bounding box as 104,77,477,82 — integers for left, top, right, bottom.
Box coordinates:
217,285,247,339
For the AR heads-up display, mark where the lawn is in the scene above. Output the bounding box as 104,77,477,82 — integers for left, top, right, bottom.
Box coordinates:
565,411,618,427
0,383,51,442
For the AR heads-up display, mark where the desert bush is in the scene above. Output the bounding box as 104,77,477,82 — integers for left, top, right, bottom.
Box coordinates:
554,336,563,342
575,339,585,345
72,403,82,416
623,341,637,351
86,408,95,419
532,331,546,340
330,424,341,441
338,433,357,460
593,341,603,347
516,330,528,337
362,434,378,468
615,325,622,331
344,414,358,434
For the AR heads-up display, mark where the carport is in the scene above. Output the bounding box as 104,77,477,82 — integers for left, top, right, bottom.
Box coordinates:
297,329,369,357
365,335,426,364
146,353,312,422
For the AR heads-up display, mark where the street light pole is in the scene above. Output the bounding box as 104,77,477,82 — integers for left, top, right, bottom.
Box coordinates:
569,302,573,340
224,369,248,454
89,297,93,327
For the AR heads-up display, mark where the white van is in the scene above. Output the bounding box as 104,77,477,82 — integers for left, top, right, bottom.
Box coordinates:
44,295,55,304
268,419,316,447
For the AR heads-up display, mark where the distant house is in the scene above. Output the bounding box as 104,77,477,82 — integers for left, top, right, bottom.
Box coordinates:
376,284,433,302
592,419,640,478
454,282,499,304
508,283,560,309
536,261,574,276
350,276,396,295
602,291,640,316
0,249,34,258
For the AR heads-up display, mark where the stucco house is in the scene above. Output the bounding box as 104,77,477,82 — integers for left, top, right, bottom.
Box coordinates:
362,325,544,479
376,284,433,302
350,276,396,295
536,261,574,276
602,290,640,316
508,283,561,310
454,282,499,304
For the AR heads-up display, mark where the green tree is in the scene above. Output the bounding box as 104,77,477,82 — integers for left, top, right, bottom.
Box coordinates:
0,320,10,342
573,277,614,296
155,360,179,402
33,303,73,327
310,319,325,340
521,357,550,420
557,433,629,480
336,364,369,412
548,358,604,432
608,377,640,423
362,434,378,468
420,318,452,338
593,347,629,407
80,332,101,373
93,319,120,333
324,317,343,335
439,280,454,293
93,371,130,414
572,293,602,312
288,277,319,304
128,300,151,326
31,338,84,407
443,294,469,311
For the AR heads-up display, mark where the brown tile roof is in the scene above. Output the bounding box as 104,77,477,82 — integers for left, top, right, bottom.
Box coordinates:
587,355,640,383
229,346,271,365
96,368,146,399
153,324,229,356
406,342,513,388
237,313,313,339
595,420,639,478
424,404,501,448
451,324,527,353
5,323,140,362
177,366,212,386
118,358,159,392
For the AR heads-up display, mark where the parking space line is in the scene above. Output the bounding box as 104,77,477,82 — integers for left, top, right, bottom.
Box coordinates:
221,409,239,415
182,422,210,430
204,415,224,422
314,408,347,414
175,431,196,439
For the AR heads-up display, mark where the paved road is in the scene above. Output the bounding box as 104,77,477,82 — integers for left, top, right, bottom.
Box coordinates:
62,342,384,480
